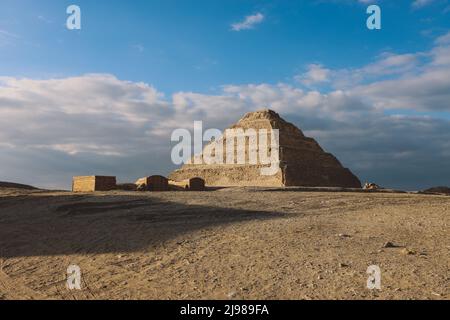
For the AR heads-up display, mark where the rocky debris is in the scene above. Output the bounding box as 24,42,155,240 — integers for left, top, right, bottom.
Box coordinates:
170,109,361,188
383,242,398,248
136,183,148,192
364,182,382,190
401,248,416,255
337,233,352,238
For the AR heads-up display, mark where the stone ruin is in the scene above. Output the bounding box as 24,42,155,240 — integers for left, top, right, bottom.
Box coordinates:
72,176,116,192
72,174,206,192
169,177,206,191
169,109,361,188
135,175,169,191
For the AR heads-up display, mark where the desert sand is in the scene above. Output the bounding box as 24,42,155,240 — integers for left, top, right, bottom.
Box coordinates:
0,186,448,300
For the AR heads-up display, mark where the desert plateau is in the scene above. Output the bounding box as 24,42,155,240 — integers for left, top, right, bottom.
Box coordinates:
0,185,448,300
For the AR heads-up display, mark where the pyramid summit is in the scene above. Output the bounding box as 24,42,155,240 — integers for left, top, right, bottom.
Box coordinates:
169,109,362,188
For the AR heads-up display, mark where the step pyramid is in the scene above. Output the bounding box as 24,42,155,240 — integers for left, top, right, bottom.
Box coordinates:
169,109,361,188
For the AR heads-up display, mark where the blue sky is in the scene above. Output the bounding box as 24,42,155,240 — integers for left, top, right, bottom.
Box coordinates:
1,0,449,93
0,0,449,190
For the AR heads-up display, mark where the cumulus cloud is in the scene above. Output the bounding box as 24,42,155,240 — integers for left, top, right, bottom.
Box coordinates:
0,74,172,155
1,34,450,190
349,39,450,112
435,31,450,45
301,35,450,113
296,64,331,86
320,52,421,89
231,13,265,31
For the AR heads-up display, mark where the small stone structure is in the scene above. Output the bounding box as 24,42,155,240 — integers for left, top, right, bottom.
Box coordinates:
169,177,206,191
72,176,116,192
135,175,169,191
189,177,206,191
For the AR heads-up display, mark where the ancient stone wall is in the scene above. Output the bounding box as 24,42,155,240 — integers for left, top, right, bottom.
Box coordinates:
72,176,116,192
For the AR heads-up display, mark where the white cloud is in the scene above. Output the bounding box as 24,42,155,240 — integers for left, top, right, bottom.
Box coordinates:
435,31,450,45
296,64,331,86
231,13,265,31
349,38,450,112
412,0,435,8
0,30,18,39
333,52,421,89
0,29,19,46
37,15,52,24
132,44,145,53
0,74,171,156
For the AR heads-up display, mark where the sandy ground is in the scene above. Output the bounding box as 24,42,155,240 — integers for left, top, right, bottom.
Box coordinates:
0,187,448,300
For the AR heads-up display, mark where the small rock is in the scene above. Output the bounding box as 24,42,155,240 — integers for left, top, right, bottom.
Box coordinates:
364,182,382,190
431,292,442,297
383,242,396,248
227,290,237,298
337,233,351,238
136,183,147,192
401,248,415,255
339,263,349,268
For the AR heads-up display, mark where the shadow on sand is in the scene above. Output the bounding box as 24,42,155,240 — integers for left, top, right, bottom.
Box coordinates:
0,193,285,258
